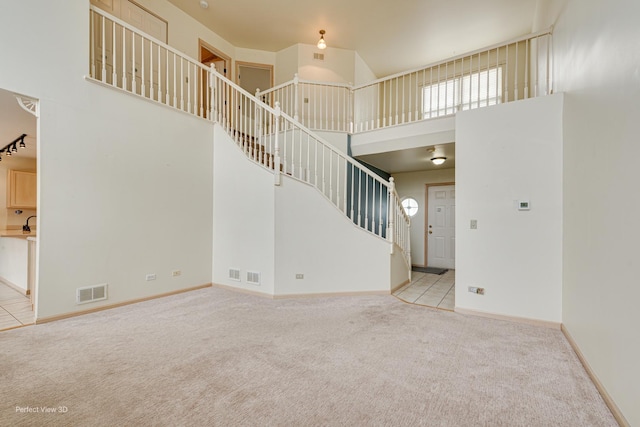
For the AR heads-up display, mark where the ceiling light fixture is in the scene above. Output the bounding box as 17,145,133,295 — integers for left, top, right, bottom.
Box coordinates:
199,0,209,9
317,30,326,50
431,157,446,166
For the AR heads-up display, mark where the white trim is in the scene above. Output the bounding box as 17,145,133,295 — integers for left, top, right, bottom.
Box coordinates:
454,307,561,329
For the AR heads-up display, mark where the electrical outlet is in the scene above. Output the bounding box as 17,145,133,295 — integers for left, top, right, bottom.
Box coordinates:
145,273,157,281
468,286,485,295
171,270,181,277
295,274,304,279
470,219,478,229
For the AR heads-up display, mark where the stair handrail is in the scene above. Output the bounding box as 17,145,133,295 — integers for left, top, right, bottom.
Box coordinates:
210,67,411,265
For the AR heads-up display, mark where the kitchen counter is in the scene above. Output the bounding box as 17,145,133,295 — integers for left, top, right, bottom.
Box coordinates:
0,229,37,239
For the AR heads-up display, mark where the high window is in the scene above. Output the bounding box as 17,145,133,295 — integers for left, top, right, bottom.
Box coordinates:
422,67,503,119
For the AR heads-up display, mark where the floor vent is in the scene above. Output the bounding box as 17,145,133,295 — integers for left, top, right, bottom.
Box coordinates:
313,53,324,61
247,271,261,285
76,284,108,305
229,268,241,281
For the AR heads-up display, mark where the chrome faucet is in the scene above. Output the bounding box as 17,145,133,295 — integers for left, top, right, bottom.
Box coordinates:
23,215,36,233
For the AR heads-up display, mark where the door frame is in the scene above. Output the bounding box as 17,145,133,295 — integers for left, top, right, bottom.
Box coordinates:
198,39,231,77
235,61,273,90
424,182,455,267
235,61,274,104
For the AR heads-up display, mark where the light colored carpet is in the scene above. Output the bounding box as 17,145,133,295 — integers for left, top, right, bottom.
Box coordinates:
0,287,616,426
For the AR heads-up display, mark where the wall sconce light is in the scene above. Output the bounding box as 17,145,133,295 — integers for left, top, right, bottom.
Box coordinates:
0,134,27,162
317,30,327,50
431,157,447,166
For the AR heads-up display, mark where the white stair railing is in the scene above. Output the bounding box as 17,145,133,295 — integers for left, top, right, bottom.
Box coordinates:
257,74,353,133
211,70,411,268
89,6,213,120
88,5,412,272
259,29,553,134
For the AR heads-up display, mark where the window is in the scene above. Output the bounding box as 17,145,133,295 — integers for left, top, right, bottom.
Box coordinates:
422,67,503,119
401,198,419,217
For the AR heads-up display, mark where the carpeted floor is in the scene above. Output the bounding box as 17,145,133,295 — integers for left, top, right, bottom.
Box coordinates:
0,286,616,426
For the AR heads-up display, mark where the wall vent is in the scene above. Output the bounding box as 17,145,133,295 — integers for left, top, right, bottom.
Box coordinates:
246,271,261,285
313,53,324,61
76,284,108,305
229,268,241,281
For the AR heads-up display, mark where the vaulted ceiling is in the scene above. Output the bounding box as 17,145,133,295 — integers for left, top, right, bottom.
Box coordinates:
167,0,540,77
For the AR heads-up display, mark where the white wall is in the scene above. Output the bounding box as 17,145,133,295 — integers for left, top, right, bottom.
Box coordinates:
275,45,298,85
354,52,377,85
393,168,456,266
350,117,455,157
297,45,356,84
274,177,390,295
553,0,640,424
455,94,563,323
212,125,275,295
1,0,213,319
133,0,235,71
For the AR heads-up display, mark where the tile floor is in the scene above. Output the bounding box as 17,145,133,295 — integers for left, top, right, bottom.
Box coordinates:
0,282,34,331
393,269,455,311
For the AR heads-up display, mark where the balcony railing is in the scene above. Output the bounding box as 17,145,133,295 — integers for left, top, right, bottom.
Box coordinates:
89,6,212,119
259,29,553,133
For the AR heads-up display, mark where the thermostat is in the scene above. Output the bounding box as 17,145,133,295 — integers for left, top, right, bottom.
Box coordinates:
518,200,531,211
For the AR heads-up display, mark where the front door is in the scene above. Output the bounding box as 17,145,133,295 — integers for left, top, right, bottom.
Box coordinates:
426,184,455,269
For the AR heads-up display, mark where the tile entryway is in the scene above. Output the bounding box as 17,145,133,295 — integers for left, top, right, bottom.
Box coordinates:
393,270,455,310
0,282,34,331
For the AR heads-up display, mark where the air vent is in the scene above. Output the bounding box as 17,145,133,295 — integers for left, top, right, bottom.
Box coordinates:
247,271,261,285
229,268,241,281
313,53,324,61
76,284,108,305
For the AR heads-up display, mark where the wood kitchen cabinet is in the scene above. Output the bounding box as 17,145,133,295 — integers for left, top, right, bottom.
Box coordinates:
7,170,37,209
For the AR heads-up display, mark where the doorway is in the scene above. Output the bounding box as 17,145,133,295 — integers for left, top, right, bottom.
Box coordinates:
198,39,230,119
199,39,229,77
0,88,38,330
425,183,455,269
235,62,273,102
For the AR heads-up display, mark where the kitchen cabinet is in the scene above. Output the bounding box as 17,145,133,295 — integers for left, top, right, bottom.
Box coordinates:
7,170,37,209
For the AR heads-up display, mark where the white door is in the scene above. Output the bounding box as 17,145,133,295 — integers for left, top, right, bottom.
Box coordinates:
427,185,455,269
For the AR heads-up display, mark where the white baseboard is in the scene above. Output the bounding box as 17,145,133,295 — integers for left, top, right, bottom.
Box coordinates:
454,307,561,329
561,325,630,427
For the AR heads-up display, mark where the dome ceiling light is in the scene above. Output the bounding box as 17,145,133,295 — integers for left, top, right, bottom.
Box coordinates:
317,30,326,50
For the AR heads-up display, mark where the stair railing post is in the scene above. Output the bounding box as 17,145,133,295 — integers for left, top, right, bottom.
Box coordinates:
407,221,412,280
388,177,396,253
274,101,282,186
293,73,300,123
349,86,354,134
210,64,217,122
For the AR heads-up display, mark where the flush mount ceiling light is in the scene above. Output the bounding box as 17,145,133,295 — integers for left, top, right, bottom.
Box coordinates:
199,0,209,9
431,157,447,166
317,30,326,50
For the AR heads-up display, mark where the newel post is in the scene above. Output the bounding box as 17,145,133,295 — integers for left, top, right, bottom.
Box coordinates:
209,64,217,122
388,177,395,253
293,73,300,122
274,101,282,186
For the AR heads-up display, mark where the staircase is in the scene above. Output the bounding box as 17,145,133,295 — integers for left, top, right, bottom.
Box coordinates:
88,5,412,295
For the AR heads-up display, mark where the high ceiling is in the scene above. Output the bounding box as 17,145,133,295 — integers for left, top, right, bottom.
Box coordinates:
167,0,540,77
